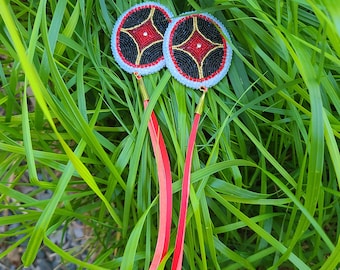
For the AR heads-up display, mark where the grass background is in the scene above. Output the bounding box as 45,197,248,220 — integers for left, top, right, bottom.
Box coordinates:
1,0,340,269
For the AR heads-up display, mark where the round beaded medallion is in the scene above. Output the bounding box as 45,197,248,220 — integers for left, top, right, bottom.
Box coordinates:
163,13,232,89
111,2,173,75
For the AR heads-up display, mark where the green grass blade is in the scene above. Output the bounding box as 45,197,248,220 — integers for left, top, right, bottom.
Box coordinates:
120,199,156,270
320,238,340,270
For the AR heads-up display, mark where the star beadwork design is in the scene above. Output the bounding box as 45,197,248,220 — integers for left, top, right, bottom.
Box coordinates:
172,16,224,79
178,28,216,66
120,7,164,65
125,18,163,53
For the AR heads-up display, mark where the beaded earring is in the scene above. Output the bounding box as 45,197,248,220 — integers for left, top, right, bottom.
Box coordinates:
111,3,173,269
163,12,233,270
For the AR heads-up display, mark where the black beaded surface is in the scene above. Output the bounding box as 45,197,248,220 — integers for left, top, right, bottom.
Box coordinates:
153,9,170,33
141,42,164,64
174,50,199,78
202,48,224,77
122,9,150,28
119,32,138,64
197,17,223,44
172,18,194,46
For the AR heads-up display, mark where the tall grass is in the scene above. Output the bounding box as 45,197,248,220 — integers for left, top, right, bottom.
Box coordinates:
0,0,339,269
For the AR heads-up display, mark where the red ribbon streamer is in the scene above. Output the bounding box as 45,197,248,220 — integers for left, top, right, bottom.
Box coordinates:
172,112,201,270
146,102,173,269
134,73,172,269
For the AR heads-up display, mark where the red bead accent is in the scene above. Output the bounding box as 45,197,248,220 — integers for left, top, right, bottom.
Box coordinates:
178,29,217,66
126,19,163,52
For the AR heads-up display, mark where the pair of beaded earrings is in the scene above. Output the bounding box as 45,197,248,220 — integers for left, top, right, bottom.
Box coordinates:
111,2,232,269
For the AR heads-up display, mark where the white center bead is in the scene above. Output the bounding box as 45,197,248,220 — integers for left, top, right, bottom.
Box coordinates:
197,43,202,48
143,31,148,36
